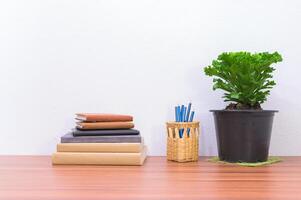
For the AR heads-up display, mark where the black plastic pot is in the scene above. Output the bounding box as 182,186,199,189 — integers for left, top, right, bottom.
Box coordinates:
211,110,277,163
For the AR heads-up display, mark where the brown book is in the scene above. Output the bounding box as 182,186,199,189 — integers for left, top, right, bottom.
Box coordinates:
76,113,133,122
76,121,134,130
52,146,147,165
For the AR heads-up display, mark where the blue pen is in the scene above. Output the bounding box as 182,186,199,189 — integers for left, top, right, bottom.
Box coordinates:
175,106,178,122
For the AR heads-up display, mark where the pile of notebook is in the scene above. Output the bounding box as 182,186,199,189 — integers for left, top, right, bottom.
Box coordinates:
52,113,147,165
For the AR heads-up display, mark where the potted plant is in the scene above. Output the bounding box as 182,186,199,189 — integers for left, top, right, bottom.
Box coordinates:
204,52,283,163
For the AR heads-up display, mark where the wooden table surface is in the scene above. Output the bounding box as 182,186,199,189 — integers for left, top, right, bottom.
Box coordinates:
1,156,301,200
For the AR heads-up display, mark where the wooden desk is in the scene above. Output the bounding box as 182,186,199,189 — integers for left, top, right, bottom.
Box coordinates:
0,156,301,200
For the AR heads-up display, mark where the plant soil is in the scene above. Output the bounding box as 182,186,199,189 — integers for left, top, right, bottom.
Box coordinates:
225,103,262,110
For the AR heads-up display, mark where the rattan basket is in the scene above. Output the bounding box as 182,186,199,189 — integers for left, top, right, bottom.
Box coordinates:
166,121,200,162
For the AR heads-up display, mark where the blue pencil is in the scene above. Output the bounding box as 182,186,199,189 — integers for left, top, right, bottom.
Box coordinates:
187,111,195,136
177,106,180,121
176,106,180,122
178,106,181,122
183,107,187,122
180,105,184,122
180,106,187,138
189,111,195,122
179,105,184,137
174,104,194,138
185,103,191,122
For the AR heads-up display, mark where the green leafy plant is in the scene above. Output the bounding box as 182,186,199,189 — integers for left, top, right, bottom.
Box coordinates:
204,52,282,110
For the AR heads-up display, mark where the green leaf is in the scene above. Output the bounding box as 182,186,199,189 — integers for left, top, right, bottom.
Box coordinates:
203,51,282,107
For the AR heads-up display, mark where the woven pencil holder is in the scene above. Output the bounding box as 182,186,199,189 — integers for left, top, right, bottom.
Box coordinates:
166,121,200,162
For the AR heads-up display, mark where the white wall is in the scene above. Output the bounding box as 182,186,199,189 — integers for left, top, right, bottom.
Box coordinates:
0,0,300,155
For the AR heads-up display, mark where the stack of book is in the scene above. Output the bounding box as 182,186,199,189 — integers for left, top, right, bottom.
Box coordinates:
52,113,147,165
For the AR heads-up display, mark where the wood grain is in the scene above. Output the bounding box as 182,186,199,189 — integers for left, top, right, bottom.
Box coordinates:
0,156,301,200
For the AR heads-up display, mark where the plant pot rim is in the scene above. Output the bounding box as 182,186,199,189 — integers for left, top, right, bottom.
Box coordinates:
210,109,278,113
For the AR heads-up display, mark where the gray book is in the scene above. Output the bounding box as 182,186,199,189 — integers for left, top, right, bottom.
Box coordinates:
72,128,140,136
61,133,142,143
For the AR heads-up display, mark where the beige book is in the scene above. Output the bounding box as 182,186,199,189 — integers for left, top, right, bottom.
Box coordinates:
52,146,147,166
57,143,143,153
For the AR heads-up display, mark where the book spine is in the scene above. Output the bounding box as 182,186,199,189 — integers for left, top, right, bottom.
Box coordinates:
57,143,142,153
52,150,146,166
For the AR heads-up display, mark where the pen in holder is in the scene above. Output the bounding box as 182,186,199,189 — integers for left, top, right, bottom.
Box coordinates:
166,103,200,162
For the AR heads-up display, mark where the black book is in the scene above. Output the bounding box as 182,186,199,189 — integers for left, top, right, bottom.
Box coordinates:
72,128,140,136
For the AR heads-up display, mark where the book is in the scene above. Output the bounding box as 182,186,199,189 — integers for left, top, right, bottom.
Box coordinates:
76,121,134,130
76,113,133,122
61,133,142,143
72,128,139,136
57,142,143,153
52,146,147,165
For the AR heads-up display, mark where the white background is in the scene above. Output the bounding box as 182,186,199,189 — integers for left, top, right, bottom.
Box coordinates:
0,0,300,155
